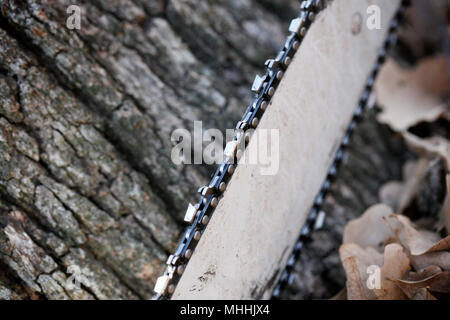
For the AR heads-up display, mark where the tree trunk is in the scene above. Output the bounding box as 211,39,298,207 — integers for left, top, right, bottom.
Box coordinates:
0,0,406,300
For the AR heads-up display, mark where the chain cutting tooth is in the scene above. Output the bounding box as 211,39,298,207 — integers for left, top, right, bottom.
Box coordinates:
367,91,377,110
265,58,280,71
314,211,326,230
184,203,199,224
236,121,248,131
224,140,239,159
154,274,170,295
251,74,267,93
166,254,175,265
289,15,307,35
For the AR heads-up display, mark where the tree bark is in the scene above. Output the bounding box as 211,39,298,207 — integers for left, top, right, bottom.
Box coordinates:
0,0,407,300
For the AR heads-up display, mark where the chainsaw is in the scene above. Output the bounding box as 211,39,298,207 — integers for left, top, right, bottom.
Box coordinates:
153,0,410,300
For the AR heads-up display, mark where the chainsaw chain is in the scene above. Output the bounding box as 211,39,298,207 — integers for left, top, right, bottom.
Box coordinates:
153,0,410,300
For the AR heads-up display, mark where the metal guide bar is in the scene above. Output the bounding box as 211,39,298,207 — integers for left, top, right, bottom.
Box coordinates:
153,0,411,300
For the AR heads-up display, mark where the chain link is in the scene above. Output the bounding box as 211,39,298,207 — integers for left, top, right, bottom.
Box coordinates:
153,0,410,300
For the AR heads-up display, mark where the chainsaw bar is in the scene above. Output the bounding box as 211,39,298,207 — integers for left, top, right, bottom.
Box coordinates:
153,0,410,300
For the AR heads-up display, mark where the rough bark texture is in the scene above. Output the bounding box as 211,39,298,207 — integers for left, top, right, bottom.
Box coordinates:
0,0,411,300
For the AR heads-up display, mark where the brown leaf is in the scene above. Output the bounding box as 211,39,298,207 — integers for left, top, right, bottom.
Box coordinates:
404,265,442,282
403,132,450,171
385,214,446,256
411,251,450,272
343,205,447,256
343,204,396,252
339,243,383,300
342,256,368,300
374,243,410,300
379,181,404,211
394,271,450,299
410,288,438,300
397,159,429,213
375,56,449,132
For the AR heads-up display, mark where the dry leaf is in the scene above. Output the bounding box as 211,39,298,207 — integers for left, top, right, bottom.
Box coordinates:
411,251,450,272
341,208,450,300
397,159,430,213
343,204,396,252
375,56,449,132
339,243,384,300
342,257,367,300
374,243,410,300
380,160,430,214
379,181,404,211
403,132,450,171
393,271,450,298
404,265,442,282
410,288,438,300
385,214,447,256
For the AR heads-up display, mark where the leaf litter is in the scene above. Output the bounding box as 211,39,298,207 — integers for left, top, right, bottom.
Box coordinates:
338,54,449,300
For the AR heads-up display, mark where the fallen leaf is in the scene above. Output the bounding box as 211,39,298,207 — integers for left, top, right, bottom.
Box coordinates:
404,265,442,282
343,204,396,252
379,181,404,211
342,257,367,300
411,251,450,271
339,243,383,300
375,56,449,132
384,214,447,256
393,271,450,298
410,288,438,300
374,243,410,300
403,132,450,171
397,158,430,213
